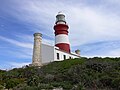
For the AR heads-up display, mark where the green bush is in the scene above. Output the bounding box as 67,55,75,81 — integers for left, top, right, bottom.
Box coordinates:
5,78,20,89
0,57,120,89
0,84,4,90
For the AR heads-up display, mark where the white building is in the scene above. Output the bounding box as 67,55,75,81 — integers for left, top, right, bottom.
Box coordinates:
41,43,80,64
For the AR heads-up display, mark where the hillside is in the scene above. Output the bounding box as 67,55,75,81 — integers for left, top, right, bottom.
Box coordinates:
0,57,120,90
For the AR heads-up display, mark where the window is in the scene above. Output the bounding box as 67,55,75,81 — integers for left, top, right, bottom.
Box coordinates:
63,55,66,60
69,57,72,59
57,53,59,59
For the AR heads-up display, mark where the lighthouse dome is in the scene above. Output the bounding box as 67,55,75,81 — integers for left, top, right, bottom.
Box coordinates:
56,12,66,24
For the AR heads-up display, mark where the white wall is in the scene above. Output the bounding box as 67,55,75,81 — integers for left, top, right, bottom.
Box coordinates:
54,48,80,61
41,44,54,63
41,44,80,64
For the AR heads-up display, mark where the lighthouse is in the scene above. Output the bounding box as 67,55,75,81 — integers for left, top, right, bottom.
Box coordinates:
31,12,80,67
54,12,70,53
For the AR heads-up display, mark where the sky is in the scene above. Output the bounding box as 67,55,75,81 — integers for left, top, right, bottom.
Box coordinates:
0,0,120,69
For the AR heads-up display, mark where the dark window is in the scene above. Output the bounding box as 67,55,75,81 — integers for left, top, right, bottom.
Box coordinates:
57,53,59,59
69,57,72,59
63,55,66,60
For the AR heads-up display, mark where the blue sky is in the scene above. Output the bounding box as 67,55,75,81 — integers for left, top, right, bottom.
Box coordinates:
0,0,120,69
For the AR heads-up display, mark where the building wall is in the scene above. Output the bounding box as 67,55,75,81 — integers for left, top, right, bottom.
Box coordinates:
54,48,80,61
41,44,80,64
41,44,54,63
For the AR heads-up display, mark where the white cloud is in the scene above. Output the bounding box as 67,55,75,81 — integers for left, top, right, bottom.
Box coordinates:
1,0,120,59
108,49,120,57
0,35,33,59
6,49,32,59
8,62,31,69
68,6,120,47
4,0,120,47
14,33,54,46
106,0,120,5
0,35,33,49
0,61,31,70
79,40,120,58
15,33,34,43
42,38,54,46
0,34,54,59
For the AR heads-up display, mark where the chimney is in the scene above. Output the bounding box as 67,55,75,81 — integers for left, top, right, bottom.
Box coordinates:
75,49,80,56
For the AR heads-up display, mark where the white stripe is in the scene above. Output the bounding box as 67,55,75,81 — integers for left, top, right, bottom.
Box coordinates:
57,22,65,24
55,34,69,44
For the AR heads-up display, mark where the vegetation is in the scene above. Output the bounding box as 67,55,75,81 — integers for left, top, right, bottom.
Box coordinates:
0,57,120,90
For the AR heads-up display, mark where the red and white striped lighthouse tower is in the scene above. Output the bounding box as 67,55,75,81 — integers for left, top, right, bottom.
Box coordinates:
54,12,70,53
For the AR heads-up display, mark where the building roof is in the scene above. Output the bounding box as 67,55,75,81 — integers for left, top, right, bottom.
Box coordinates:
55,47,80,57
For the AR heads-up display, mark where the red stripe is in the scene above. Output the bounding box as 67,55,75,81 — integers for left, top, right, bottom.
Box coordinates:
54,24,69,35
54,30,68,35
55,43,70,53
